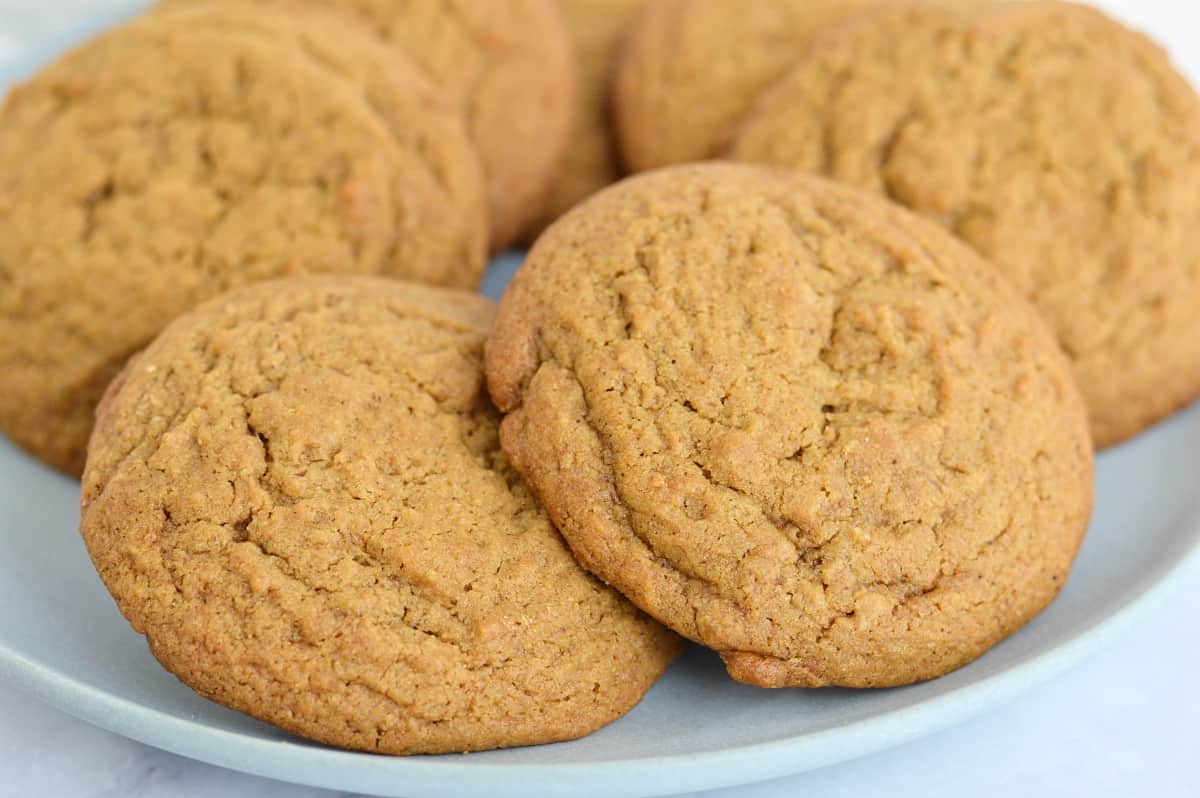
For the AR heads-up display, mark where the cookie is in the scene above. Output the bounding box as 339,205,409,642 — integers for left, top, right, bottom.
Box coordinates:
531,0,648,232
728,2,1200,447
163,0,576,251
0,17,485,475
80,276,681,754
614,0,879,172
486,164,1093,688
150,1,490,281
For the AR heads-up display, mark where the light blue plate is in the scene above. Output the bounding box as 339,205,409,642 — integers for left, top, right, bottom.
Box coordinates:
2,7,1200,797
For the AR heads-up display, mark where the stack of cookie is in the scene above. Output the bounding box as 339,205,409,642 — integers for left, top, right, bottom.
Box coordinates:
0,0,1196,758
0,0,576,475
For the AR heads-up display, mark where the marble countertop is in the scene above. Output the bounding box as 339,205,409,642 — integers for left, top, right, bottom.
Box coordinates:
1,1,1199,796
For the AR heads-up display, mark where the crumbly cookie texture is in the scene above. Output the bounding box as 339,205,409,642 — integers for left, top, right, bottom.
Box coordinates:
0,19,484,474
614,0,880,172
530,0,648,232
729,1,1200,447
81,276,681,754
487,164,1093,688
162,0,576,251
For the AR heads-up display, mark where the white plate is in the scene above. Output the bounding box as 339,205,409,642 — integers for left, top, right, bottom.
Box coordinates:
3,7,1200,798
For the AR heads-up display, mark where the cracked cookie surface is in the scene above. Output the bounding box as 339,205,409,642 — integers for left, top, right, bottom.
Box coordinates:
0,18,486,475
80,276,681,754
728,1,1200,447
486,163,1093,688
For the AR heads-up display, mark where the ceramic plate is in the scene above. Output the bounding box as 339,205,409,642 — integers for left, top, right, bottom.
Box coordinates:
3,7,1200,798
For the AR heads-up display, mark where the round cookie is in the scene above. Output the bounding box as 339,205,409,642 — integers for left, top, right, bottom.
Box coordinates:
531,0,648,232
151,1,490,283
614,0,881,173
80,276,681,754
487,164,1094,688
728,1,1200,447
163,0,576,251
0,18,488,475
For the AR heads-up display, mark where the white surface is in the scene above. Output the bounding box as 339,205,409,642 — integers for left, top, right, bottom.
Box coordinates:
1,1,1199,797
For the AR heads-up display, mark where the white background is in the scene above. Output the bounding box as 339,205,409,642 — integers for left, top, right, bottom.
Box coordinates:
0,1,1198,796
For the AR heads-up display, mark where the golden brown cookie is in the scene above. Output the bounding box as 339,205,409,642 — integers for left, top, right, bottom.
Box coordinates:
613,0,880,172
530,0,648,232
149,1,490,279
728,1,1200,447
0,16,486,476
487,163,1094,688
81,276,681,754
162,0,576,251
